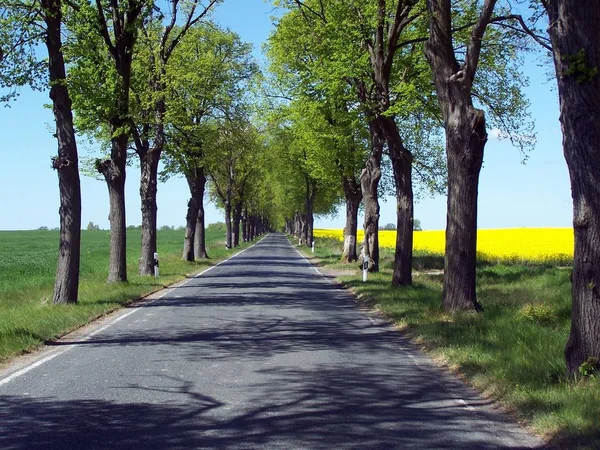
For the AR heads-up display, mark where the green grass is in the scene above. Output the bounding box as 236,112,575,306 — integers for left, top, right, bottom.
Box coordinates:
300,237,599,449
0,228,254,363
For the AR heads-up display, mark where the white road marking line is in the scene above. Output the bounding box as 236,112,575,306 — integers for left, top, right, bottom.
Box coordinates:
293,236,483,418
0,236,271,388
0,350,65,388
175,235,269,286
292,244,334,284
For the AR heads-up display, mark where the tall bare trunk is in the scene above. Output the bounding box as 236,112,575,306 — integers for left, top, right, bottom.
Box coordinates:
182,196,198,262
341,176,362,263
425,0,492,312
183,171,199,261
544,0,600,375
252,216,258,240
381,116,414,286
233,201,242,247
44,0,81,304
305,181,315,247
139,149,160,274
242,208,248,242
442,112,485,312
360,120,384,272
194,205,209,259
97,132,128,283
93,0,139,283
225,202,232,249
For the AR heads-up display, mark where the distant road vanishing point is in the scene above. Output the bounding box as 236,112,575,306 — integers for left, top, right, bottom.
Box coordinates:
0,233,543,449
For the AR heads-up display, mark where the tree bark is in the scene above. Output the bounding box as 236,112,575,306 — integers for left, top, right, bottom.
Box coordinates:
194,199,209,259
442,112,485,312
138,148,160,274
183,170,200,261
341,176,362,263
43,0,81,304
242,208,248,242
233,201,242,247
182,195,198,262
381,116,414,286
304,178,315,247
97,133,128,283
93,0,142,283
425,0,492,312
360,120,384,272
224,201,232,249
543,0,600,375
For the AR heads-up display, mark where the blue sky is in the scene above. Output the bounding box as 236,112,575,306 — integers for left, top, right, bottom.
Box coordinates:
0,0,572,231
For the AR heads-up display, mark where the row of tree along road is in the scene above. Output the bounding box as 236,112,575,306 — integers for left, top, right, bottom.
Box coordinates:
0,0,598,377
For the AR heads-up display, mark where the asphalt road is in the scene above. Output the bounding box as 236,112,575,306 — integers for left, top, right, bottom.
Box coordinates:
0,233,543,449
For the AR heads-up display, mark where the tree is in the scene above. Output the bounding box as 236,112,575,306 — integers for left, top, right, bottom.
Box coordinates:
413,218,422,231
266,25,368,261
130,0,220,276
162,22,256,259
273,0,445,285
207,117,258,249
1,0,81,304
86,221,100,230
66,0,147,282
540,0,600,376
424,0,533,312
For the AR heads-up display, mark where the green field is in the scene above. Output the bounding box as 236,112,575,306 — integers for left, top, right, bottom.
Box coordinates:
0,228,247,363
302,237,599,449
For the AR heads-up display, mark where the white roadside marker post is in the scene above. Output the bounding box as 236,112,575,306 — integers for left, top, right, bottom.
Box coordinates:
362,256,369,283
153,252,159,277
311,240,315,253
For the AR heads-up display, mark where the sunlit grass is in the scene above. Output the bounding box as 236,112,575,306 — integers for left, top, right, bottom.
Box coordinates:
300,236,598,448
0,229,252,362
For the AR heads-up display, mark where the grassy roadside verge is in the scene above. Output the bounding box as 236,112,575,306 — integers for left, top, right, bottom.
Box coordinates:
295,236,599,449
0,228,257,364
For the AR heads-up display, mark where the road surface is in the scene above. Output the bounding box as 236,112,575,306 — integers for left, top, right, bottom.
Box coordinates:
0,233,543,449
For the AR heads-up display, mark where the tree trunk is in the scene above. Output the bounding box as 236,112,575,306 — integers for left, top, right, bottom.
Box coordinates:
294,213,302,241
94,2,136,284
341,176,362,263
194,202,209,260
182,195,198,262
97,132,128,283
183,171,199,262
233,201,242,247
360,120,384,272
425,0,488,312
242,208,248,242
224,202,232,249
305,181,314,247
381,116,414,286
544,0,600,376
442,112,485,312
43,0,81,304
246,214,252,241
138,149,160,275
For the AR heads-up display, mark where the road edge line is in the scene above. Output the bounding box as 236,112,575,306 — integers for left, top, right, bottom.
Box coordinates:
0,234,271,387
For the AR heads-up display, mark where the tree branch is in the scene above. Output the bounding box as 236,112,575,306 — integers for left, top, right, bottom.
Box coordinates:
166,0,219,61
293,0,326,23
464,0,497,89
488,14,552,52
95,0,116,56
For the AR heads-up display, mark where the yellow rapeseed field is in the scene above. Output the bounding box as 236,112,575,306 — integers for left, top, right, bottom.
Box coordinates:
314,228,574,264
